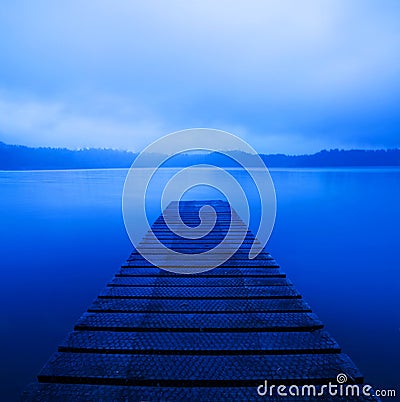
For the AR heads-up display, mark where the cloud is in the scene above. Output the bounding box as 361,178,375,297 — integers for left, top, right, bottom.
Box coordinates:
0,93,166,151
0,0,399,152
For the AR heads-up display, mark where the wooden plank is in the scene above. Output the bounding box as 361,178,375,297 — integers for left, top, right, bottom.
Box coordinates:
88,298,311,313
98,285,300,299
21,383,380,402
74,312,323,332
37,352,363,386
117,267,285,277
59,330,338,354
107,276,290,287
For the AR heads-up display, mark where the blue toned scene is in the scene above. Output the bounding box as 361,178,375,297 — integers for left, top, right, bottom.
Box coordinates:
1,2,399,401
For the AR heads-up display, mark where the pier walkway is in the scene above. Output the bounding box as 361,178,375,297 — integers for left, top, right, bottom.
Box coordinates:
22,201,378,401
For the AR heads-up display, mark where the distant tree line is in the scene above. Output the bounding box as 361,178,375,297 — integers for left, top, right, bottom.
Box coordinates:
261,149,400,167
0,142,137,170
0,141,399,170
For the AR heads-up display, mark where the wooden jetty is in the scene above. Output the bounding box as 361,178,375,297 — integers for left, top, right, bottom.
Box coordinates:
22,201,378,401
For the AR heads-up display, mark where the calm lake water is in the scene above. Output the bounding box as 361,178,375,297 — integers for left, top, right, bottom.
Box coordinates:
0,168,399,400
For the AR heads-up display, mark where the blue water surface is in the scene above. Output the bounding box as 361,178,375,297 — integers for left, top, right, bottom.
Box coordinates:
0,168,399,400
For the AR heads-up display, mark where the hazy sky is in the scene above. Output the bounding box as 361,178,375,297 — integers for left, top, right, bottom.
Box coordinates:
0,1,399,153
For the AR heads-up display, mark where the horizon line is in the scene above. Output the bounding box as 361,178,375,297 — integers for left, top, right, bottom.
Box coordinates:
1,140,399,157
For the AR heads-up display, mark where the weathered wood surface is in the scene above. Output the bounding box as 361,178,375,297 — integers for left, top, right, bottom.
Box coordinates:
22,200,378,401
